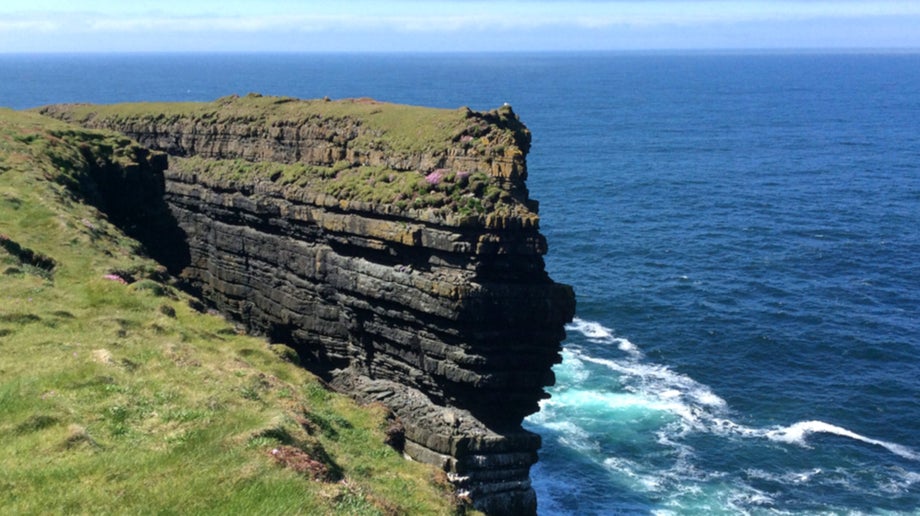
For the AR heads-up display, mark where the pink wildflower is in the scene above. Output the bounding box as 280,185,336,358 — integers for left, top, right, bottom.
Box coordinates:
425,170,445,186
103,274,127,284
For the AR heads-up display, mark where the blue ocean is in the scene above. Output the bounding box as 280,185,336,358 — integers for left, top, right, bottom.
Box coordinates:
2,52,918,515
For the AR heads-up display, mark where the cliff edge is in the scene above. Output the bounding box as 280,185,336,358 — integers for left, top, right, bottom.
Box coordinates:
39,95,576,514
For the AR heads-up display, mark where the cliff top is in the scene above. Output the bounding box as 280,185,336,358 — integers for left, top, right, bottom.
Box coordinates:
38,93,528,158
38,94,539,227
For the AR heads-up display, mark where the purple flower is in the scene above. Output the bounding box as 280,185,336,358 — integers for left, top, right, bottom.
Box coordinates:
425,170,445,185
103,274,127,284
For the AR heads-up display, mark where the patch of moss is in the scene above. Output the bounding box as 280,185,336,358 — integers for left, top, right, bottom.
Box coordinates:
171,155,522,219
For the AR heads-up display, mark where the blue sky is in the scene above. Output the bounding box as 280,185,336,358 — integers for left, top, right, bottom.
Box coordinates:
1,1,919,52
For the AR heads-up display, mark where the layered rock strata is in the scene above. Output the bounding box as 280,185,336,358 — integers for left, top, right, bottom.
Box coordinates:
40,96,575,515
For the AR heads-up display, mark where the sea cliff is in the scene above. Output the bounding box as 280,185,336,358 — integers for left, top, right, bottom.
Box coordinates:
39,95,576,514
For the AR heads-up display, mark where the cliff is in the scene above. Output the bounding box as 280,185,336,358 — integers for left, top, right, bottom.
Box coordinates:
39,95,576,514
0,109,460,514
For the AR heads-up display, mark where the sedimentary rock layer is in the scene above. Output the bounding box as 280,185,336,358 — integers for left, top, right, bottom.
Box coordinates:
40,96,575,515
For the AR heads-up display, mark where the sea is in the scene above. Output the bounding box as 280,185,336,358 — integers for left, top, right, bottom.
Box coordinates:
2,52,918,515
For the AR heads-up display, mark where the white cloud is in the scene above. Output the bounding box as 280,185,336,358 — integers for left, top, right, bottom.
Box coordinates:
3,2,920,36
0,17,62,32
2,1,919,52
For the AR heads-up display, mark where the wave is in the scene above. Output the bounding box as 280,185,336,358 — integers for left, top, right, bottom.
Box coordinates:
564,318,728,431
533,316,920,513
566,317,642,357
762,420,920,461
559,318,920,462
744,467,824,485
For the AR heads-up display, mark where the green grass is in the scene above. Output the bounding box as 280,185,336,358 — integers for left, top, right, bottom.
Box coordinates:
0,109,466,514
34,94,538,223
170,155,512,220
36,93,494,158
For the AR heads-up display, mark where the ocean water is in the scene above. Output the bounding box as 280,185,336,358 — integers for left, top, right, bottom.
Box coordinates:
2,52,919,515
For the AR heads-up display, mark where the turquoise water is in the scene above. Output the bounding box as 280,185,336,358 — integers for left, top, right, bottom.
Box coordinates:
3,52,918,514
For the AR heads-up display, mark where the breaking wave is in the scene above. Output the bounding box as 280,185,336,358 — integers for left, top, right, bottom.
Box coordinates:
561,318,920,461
528,318,920,513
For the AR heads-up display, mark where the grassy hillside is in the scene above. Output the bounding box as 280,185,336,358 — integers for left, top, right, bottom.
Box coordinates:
0,109,464,514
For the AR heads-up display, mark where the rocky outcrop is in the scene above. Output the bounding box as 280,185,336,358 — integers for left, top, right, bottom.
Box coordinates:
39,96,575,515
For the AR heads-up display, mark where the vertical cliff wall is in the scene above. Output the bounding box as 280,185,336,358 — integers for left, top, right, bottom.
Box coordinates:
40,96,575,514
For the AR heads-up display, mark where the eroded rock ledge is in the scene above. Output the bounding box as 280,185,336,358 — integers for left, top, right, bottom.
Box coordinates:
40,95,575,514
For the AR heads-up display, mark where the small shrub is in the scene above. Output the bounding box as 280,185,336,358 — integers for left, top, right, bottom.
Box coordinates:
269,445,334,482
62,424,98,449
383,418,405,452
132,279,167,297
334,483,379,515
0,313,41,324
14,414,61,434
240,384,262,401
270,344,300,365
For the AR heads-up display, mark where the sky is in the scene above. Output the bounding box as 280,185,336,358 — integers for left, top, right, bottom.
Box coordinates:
1,1,919,53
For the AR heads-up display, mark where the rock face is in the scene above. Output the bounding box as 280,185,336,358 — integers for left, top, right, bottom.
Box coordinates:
40,96,575,515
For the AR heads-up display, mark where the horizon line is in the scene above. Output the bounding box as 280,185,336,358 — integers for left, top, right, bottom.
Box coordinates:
3,47,920,56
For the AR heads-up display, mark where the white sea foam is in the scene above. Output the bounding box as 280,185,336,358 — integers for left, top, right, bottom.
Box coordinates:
745,467,823,485
561,318,920,464
538,318,920,514
574,349,728,428
566,317,615,341
603,456,665,492
546,420,600,452
727,489,776,510
880,469,920,494
555,349,590,383
762,420,920,461
617,337,641,355
566,317,643,358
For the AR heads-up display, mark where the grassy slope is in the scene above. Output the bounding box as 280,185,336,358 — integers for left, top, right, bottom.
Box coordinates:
0,109,462,514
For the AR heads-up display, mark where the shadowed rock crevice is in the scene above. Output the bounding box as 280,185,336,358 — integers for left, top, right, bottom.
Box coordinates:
59,135,191,275
40,96,575,515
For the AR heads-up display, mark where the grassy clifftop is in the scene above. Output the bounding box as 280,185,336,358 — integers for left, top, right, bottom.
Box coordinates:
0,109,464,514
38,94,537,225
39,93,484,157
